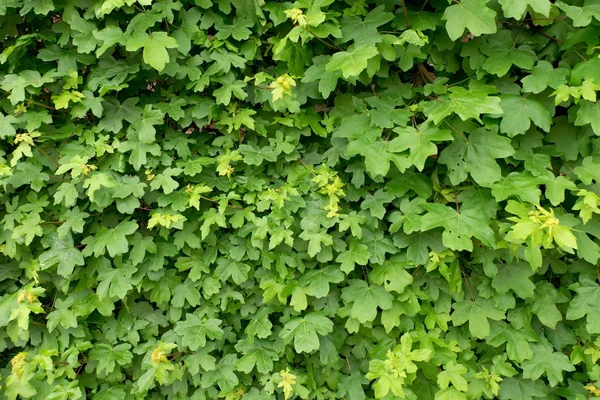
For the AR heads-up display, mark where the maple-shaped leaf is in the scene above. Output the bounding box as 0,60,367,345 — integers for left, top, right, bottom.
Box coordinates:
491,262,536,299
99,97,143,133
339,5,394,46
326,45,379,78
530,282,570,329
89,343,133,376
279,312,333,353
499,0,552,19
521,340,575,386
491,172,543,204
298,229,333,257
558,0,600,27
0,112,18,138
84,220,138,257
96,263,137,300
335,240,371,273
364,96,411,129
302,55,343,98
125,31,178,71
566,279,600,334
174,313,224,351
38,231,84,277
215,18,253,41
486,320,539,362
368,260,413,294
438,361,468,392
438,125,514,186
451,297,505,338
481,39,535,77
345,138,411,177
341,280,393,323
45,297,78,332
498,378,547,400
442,0,497,41
337,373,369,400
119,133,162,171
420,203,496,251
130,105,164,144
360,189,394,219
521,61,569,94
427,84,503,124
575,100,600,135
298,265,344,298
214,258,250,285
235,340,279,374
500,95,553,137
390,121,453,171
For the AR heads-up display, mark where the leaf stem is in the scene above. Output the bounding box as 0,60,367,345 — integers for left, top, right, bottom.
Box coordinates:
305,26,344,51
444,121,469,143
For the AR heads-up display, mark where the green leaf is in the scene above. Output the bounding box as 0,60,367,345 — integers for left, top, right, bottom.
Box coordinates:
575,100,600,135
443,0,497,41
0,112,18,138
558,1,600,27
125,31,179,71
439,125,514,186
521,61,569,94
437,361,469,392
451,297,505,338
89,343,133,375
500,95,553,137
174,314,224,351
531,282,569,329
84,220,138,257
298,265,344,298
390,121,453,171
339,5,394,46
487,321,539,362
341,280,393,323
279,312,334,353
492,262,536,298
235,340,279,374
326,45,379,78
521,340,575,386
566,280,600,334
368,260,413,294
498,378,547,400
421,203,496,251
499,0,551,19
335,241,371,273
427,85,503,124
481,39,535,77
39,232,84,277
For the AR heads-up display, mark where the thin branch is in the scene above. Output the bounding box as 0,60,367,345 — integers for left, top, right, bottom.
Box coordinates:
36,146,60,168
401,0,410,29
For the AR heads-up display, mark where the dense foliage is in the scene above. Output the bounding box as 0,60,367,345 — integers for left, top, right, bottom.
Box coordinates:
2,0,600,398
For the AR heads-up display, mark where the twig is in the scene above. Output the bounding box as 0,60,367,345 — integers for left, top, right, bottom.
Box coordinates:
458,259,475,301
401,0,410,29
36,146,60,168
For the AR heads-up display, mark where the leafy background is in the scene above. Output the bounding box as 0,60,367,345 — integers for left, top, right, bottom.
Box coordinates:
1,0,600,399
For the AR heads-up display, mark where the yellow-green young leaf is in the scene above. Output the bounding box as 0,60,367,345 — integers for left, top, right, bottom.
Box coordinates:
126,32,178,71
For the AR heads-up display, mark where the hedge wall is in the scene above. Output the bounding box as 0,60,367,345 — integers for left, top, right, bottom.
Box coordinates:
1,0,600,399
